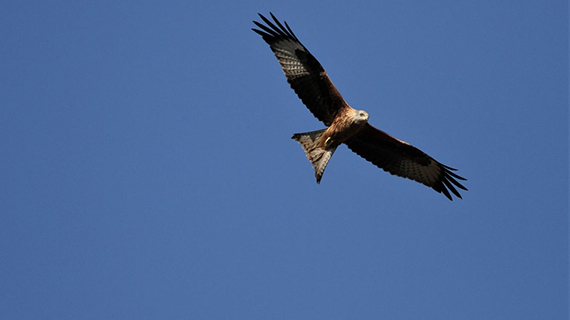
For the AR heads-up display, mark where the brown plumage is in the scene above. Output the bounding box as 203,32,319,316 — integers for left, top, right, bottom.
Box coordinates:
252,13,467,200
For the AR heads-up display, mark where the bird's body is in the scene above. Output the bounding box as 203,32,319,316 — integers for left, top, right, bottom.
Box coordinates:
252,13,467,200
319,108,370,148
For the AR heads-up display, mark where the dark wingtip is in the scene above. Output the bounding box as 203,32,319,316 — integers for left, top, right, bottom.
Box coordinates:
438,165,467,200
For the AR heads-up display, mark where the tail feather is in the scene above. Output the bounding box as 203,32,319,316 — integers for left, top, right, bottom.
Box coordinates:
292,129,337,183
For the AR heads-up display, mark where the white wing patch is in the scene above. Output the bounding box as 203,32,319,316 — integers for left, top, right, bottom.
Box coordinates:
400,158,441,186
272,40,311,79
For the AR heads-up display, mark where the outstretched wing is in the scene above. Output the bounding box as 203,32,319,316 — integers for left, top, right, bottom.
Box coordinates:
345,124,468,200
252,13,349,126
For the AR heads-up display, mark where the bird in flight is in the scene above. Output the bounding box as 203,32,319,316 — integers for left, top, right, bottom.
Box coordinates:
252,13,467,200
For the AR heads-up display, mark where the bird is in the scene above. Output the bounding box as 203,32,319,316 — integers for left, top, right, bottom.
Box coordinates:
252,13,467,200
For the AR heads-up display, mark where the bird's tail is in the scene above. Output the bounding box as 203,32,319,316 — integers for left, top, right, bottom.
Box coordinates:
292,129,337,184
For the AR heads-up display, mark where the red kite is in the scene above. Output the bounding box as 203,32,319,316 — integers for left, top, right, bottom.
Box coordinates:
252,13,467,200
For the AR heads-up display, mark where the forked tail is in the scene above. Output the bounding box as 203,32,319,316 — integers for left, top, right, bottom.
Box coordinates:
291,129,337,183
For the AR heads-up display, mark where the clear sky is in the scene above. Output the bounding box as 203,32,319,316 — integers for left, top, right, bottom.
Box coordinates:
1,1,568,319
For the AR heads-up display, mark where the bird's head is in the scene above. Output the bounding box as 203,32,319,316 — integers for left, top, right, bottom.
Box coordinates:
355,110,369,123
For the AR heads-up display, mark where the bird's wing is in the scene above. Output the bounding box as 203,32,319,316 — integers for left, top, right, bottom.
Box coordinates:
252,13,350,126
345,124,467,200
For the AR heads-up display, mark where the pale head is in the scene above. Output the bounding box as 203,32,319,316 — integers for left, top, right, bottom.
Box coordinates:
354,109,369,123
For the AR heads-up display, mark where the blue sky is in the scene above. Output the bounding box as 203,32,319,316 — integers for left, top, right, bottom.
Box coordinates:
1,1,568,319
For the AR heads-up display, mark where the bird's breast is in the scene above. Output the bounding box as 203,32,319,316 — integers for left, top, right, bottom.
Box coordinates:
320,118,367,148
